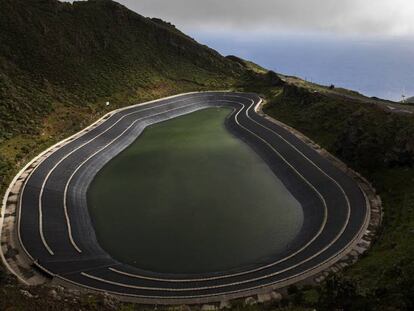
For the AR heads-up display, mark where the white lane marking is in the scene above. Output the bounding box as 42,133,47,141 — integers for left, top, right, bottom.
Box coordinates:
69,98,327,261
59,194,371,301
93,98,331,283
11,92,224,281
245,98,352,250
9,92,226,271
62,100,217,251
83,270,281,292
8,96,135,274
37,95,212,255
105,97,354,289
22,94,369,299
24,94,353,292
12,100,130,265
81,99,359,292
107,96,341,283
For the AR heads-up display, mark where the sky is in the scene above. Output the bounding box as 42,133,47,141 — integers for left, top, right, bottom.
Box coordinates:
65,0,414,37
98,0,414,37
65,1,414,100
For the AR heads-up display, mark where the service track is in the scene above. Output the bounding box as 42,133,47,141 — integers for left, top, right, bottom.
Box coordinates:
3,92,370,304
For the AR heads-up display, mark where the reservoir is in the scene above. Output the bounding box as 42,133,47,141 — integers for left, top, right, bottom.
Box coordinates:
87,107,303,274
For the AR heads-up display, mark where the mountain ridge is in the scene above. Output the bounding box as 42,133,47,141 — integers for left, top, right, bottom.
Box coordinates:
0,0,247,140
405,96,414,103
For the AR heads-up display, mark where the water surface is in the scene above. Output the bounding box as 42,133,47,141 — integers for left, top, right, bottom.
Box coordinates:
88,108,303,274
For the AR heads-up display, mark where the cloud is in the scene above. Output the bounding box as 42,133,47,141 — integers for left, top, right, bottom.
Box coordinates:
68,0,414,36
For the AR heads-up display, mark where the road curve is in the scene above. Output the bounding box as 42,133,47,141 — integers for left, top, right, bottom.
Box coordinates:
15,92,369,303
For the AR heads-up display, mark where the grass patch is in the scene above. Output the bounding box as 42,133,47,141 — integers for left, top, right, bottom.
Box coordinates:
262,85,414,310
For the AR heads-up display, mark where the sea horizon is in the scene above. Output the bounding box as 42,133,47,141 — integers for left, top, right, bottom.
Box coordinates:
192,32,414,102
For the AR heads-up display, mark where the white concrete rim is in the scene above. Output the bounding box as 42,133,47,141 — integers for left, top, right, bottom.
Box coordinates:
1,91,371,304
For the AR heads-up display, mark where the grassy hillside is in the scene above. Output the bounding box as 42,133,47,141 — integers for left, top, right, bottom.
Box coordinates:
0,0,248,306
257,83,414,310
0,0,254,196
0,1,280,309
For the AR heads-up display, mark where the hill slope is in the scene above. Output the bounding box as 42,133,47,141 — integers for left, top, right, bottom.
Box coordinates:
259,81,414,310
0,0,261,194
0,0,246,139
406,96,414,104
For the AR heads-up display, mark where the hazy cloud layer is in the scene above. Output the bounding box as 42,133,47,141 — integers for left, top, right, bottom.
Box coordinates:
118,0,413,36
68,0,414,36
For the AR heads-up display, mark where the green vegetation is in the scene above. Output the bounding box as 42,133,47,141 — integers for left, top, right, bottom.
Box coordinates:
0,1,275,309
260,83,414,310
226,55,269,74
0,0,252,197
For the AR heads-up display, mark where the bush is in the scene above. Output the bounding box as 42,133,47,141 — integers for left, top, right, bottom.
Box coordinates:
0,265,7,284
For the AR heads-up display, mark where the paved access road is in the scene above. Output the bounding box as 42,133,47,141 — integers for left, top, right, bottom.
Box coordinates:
18,92,368,303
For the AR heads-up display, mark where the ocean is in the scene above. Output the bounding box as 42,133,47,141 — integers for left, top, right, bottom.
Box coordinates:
193,32,414,102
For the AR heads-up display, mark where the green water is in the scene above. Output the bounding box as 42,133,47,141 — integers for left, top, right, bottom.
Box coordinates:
87,108,303,274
